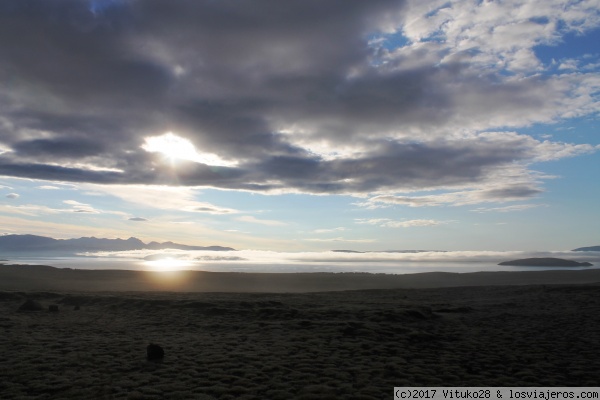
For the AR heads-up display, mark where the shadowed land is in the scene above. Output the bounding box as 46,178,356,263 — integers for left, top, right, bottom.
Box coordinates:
1,284,600,399
2,264,600,292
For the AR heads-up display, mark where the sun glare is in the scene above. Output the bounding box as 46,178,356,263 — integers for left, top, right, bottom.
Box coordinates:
142,132,237,167
144,257,192,272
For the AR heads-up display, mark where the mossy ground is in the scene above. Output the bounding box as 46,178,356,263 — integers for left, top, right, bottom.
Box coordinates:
1,285,599,399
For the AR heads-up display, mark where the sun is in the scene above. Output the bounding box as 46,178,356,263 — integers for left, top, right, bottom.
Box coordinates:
141,132,237,167
142,132,198,163
144,257,192,272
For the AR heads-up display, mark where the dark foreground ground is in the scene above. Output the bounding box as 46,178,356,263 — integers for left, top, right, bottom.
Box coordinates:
1,283,600,399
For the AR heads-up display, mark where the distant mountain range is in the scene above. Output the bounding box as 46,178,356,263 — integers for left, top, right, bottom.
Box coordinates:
0,234,234,256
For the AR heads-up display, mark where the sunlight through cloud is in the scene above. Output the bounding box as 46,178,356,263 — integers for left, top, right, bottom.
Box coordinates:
142,132,237,167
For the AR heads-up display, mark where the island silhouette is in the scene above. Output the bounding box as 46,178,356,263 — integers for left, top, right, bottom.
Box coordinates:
498,257,593,267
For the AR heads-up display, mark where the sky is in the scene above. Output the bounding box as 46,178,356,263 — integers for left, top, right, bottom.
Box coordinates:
0,0,599,253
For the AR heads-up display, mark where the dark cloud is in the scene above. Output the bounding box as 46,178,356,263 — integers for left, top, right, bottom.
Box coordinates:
0,160,125,184
240,139,532,194
0,0,169,106
13,137,105,158
0,135,544,195
129,217,148,222
0,0,595,200
479,185,544,200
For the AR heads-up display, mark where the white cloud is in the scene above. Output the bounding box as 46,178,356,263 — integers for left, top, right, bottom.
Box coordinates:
0,215,127,239
559,59,579,71
530,140,599,162
385,219,450,228
62,200,101,214
303,237,375,243
0,199,127,217
313,227,346,234
85,184,238,215
237,215,287,227
37,185,61,190
356,218,452,228
401,0,600,75
63,200,88,206
0,204,62,217
471,204,547,213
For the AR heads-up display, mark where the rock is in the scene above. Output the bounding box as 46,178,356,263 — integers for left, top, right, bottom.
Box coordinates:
48,305,59,312
146,343,164,361
18,299,44,312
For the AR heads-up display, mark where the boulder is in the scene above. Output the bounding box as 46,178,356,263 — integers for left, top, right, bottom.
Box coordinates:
18,299,44,312
146,343,164,361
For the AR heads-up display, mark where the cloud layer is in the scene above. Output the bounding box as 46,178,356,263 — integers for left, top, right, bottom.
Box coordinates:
0,0,598,207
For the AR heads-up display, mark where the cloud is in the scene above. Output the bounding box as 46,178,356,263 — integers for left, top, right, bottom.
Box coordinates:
303,237,375,243
0,215,127,239
385,219,449,228
237,215,287,227
63,200,88,206
62,200,101,214
313,227,346,234
85,184,238,214
0,204,68,216
37,185,61,190
559,59,579,71
142,132,237,167
356,218,452,228
471,204,548,213
0,199,126,217
400,0,600,73
129,217,148,222
5,193,19,199
360,182,546,208
0,0,597,201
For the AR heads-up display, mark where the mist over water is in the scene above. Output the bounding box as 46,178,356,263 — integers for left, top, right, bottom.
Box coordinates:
7,249,600,274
